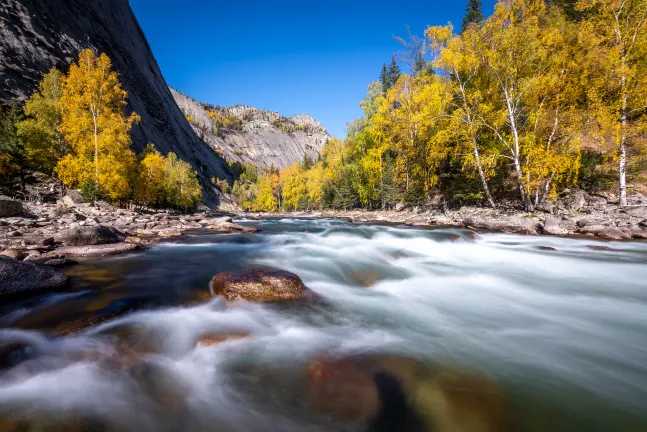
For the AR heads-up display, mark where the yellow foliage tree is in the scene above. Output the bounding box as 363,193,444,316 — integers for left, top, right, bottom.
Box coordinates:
254,174,278,211
576,0,647,205
135,143,167,207
17,69,69,174
56,49,140,203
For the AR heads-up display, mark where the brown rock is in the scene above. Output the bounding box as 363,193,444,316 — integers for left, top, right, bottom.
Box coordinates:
305,354,509,431
207,222,260,233
194,332,249,348
51,243,146,258
209,269,314,302
0,249,21,259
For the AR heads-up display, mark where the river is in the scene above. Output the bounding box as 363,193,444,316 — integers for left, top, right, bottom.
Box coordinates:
1,218,646,431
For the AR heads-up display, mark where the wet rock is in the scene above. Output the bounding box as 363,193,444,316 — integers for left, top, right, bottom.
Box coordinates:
347,270,387,287
51,243,146,258
209,269,315,302
536,246,558,251
587,245,613,251
194,332,249,348
305,354,509,431
42,258,79,268
0,196,23,218
55,225,125,246
0,256,70,300
541,216,569,236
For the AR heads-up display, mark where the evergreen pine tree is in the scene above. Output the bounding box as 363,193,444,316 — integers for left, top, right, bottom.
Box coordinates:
387,57,401,89
379,63,389,93
461,0,484,33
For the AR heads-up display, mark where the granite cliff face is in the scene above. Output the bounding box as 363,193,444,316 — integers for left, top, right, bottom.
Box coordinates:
0,0,232,207
172,89,330,171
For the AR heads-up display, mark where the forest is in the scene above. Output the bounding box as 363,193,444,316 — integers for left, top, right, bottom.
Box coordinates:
0,50,202,211
234,0,647,212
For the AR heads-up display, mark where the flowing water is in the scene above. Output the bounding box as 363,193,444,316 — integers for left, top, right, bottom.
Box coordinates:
1,218,647,431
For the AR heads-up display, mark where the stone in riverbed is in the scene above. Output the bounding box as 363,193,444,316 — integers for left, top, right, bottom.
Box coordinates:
207,222,260,233
209,269,315,302
305,354,509,431
49,243,146,258
541,216,569,236
0,196,23,218
54,225,125,246
0,256,70,300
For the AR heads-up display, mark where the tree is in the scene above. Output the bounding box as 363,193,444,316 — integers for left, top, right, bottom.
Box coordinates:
462,0,485,33
427,23,498,207
387,57,401,90
135,143,167,207
0,103,28,191
164,152,202,211
17,69,68,175
380,63,389,93
394,26,430,76
577,0,647,205
56,49,140,203
254,174,278,211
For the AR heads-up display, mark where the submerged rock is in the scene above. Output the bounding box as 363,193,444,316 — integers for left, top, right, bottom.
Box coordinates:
55,225,125,246
0,256,70,300
306,354,509,432
209,269,315,302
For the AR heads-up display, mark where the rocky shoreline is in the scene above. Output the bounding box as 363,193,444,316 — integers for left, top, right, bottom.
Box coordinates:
256,190,647,241
0,193,257,300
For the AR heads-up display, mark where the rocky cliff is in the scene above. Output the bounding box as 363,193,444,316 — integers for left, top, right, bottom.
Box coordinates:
172,89,330,171
0,0,232,208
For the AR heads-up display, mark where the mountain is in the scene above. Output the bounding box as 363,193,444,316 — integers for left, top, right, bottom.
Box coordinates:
0,0,232,208
171,89,330,172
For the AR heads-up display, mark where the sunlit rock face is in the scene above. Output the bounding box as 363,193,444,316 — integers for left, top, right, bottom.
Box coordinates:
0,0,232,207
172,89,330,171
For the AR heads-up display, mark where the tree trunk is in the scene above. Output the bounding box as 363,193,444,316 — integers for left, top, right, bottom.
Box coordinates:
472,138,496,208
92,111,99,206
619,64,628,206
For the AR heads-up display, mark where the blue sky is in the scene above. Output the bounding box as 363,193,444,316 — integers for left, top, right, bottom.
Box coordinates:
130,0,496,138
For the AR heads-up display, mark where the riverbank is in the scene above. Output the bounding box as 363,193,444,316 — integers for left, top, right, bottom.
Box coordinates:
254,190,647,241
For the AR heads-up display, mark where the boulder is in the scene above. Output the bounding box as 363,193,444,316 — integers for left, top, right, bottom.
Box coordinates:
305,354,509,431
623,206,647,219
50,243,146,258
463,215,539,235
0,249,21,260
395,203,406,212
61,189,85,207
598,227,631,240
0,256,70,300
561,189,587,211
55,225,125,246
207,222,260,233
0,196,23,218
541,216,570,236
209,269,315,302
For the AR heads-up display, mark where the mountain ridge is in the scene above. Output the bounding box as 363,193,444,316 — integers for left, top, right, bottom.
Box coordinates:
171,89,330,172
